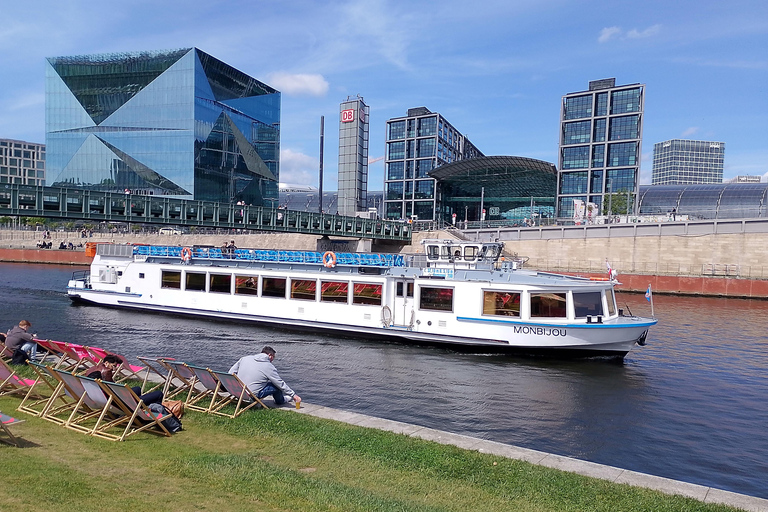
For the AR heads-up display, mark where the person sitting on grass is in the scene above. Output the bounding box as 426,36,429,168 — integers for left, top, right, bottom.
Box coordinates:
228,346,301,407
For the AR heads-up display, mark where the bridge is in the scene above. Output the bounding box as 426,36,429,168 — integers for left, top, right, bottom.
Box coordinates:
0,184,411,242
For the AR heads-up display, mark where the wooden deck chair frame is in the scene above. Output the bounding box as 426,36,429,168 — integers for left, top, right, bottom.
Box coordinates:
17,362,66,417
207,369,267,418
86,346,145,383
95,380,172,441
136,356,174,394
0,340,14,361
0,412,25,447
0,358,40,399
51,371,123,434
183,364,226,413
160,359,197,400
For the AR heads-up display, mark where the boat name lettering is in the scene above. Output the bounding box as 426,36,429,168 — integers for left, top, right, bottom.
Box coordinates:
513,326,567,336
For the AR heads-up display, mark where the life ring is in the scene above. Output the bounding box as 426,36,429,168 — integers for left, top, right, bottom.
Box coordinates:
181,247,192,263
322,251,337,268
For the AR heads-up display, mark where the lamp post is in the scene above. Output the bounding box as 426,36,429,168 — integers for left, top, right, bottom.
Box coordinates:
607,178,613,224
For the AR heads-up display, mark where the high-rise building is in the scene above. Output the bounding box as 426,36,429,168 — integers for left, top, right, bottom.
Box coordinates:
652,139,725,185
337,96,369,216
384,107,482,221
45,48,280,206
0,138,45,186
557,78,644,218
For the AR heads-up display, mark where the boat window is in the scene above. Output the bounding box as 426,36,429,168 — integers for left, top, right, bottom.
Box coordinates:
606,289,616,316
419,286,454,312
262,277,286,298
426,245,440,260
353,283,382,305
161,270,180,289
291,279,316,301
321,281,349,303
185,272,206,292
235,275,258,295
452,247,461,260
440,246,452,260
396,281,414,298
573,292,603,317
530,292,567,318
483,291,521,317
463,246,478,262
209,274,232,294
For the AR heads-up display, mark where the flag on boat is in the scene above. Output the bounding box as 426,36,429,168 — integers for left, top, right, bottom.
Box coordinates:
645,285,652,302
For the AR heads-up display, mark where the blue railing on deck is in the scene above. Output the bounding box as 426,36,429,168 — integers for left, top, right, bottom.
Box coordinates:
132,245,405,268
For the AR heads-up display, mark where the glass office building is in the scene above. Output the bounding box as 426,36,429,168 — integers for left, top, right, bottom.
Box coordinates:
558,78,644,219
0,138,45,186
652,139,725,185
338,96,369,216
45,48,280,206
384,107,483,221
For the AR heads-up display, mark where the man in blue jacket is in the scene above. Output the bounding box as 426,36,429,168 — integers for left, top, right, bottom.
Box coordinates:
229,346,301,406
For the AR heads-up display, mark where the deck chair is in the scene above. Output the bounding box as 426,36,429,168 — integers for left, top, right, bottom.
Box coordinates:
85,346,146,383
44,340,92,372
183,364,226,413
0,358,39,398
160,360,197,400
207,369,267,418
51,371,124,434
0,341,14,361
136,356,174,394
95,380,172,441
17,362,66,417
32,338,64,363
0,412,25,447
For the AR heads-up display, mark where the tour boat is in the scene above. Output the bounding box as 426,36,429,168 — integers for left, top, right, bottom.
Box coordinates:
66,240,656,358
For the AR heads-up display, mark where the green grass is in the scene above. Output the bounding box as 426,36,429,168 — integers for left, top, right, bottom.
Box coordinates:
0,393,741,512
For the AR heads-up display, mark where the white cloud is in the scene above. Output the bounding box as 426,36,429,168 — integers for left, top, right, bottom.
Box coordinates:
280,148,319,186
627,24,661,39
266,72,329,97
681,126,699,137
598,26,622,43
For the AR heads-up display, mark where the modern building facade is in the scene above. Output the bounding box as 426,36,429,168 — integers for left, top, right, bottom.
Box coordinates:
557,78,644,219
337,96,369,216
45,48,280,206
652,139,725,185
384,107,483,221
0,138,45,186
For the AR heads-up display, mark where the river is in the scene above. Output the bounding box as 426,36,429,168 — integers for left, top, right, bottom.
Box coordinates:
1,262,767,499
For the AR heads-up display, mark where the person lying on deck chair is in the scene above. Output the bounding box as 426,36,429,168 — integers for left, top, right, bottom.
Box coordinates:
86,354,163,406
229,346,301,406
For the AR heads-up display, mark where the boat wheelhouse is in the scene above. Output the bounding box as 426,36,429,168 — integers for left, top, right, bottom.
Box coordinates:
67,240,656,357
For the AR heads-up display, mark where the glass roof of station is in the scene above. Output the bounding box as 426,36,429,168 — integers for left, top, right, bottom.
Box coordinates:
638,183,768,219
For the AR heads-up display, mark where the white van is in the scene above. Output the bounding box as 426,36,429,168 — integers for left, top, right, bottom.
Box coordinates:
158,228,181,235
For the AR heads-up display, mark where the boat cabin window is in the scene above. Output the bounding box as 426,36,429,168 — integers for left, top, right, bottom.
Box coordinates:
426,245,440,261
573,292,603,318
321,281,349,303
353,283,382,305
462,246,478,262
161,270,181,289
530,292,567,318
185,272,206,292
606,289,616,316
419,286,454,312
209,273,232,294
262,277,286,298
483,291,521,317
396,281,414,298
235,275,258,295
291,279,316,301
441,246,452,260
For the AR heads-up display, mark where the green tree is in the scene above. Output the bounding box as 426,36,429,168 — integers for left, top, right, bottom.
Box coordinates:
602,190,635,215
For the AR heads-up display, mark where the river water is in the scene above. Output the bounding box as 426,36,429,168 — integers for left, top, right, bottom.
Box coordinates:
2,262,767,499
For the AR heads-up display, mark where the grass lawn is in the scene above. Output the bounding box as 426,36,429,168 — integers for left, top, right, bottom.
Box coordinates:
0,394,740,512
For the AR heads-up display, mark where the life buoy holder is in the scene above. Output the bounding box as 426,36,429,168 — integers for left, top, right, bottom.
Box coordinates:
322,251,337,268
181,247,192,263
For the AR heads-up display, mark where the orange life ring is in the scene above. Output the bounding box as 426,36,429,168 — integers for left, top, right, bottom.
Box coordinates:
322,251,337,268
181,247,192,263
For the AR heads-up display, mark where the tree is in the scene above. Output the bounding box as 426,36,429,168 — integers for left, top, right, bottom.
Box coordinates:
602,190,635,216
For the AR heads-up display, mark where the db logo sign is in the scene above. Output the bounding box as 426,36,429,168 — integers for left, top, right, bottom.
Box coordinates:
341,109,355,123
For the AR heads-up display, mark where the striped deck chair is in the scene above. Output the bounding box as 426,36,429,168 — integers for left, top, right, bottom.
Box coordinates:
95,380,172,441
183,364,225,413
32,338,64,363
0,358,39,398
161,360,197,400
136,356,175,394
44,340,91,371
207,369,267,418
85,346,145,383
17,362,66,417
0,412,25,447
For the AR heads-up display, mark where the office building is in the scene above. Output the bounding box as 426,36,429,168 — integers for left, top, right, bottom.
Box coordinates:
652,139,725,185
0,138,45,186
557,78,644,218
384,107,483,221
46,48,280,206
337,96,369,216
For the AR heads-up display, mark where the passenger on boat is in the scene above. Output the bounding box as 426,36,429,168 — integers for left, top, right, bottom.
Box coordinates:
228,346,301,406
5,320,38,362
86,354,164,405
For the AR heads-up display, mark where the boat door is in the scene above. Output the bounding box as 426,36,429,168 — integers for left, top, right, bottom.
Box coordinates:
393,279,415,328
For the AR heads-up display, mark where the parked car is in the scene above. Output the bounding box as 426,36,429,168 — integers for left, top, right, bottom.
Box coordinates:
158,227,181,235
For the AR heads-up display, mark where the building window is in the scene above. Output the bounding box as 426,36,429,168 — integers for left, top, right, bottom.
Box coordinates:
414,180,434,199
530,292,567,318
388,120,406,140
353,283,382,305
386,181,404,200
417,117,437,136
416,138,435,158
593,118,607,142
591,145,605,168
560,172,589,194
321,281,349,303
606,169,635,192
387,141,405,160
608,115,639,141
564,95,592,120
595,92,608,116
483,291,521,317
385,201,403,219
386,161,404,180
419,286,454,312
561,146,590,169
590,170,604,193
610,88,642,114
607,142,638,167
414,201,434,220
562,120,591,145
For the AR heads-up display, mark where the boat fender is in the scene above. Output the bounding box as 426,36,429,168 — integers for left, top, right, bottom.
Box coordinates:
181,247,192,264
322,251,337,268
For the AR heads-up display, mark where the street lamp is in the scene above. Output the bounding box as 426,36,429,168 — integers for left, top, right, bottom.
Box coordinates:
607,178,613,224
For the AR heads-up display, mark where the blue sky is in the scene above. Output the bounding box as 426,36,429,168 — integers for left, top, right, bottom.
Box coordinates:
1,0,766,190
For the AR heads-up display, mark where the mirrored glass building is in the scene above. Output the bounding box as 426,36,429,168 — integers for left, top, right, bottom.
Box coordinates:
45,48,280,206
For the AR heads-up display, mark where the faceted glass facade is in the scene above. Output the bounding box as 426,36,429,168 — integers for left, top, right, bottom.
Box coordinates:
558,80,644,219
338,97,369,216
651,139,725,185
384,107,483,221
0,139,45,186
45,48,280,206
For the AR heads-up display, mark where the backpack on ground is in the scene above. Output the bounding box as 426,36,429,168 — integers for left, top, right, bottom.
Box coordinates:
148,402,183,433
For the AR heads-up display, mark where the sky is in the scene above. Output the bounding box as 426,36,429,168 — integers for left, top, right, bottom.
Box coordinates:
1,0,766,190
